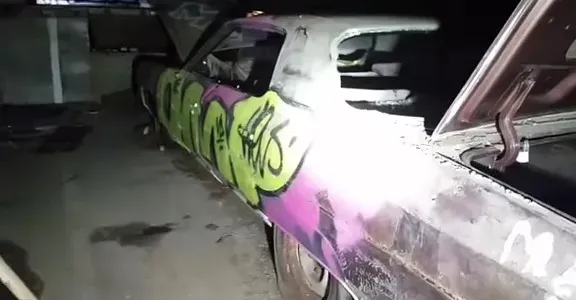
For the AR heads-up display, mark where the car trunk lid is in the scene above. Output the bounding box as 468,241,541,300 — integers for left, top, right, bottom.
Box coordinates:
432,0,576,169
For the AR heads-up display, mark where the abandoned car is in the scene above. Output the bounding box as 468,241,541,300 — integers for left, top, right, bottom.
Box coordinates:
132,1,576,299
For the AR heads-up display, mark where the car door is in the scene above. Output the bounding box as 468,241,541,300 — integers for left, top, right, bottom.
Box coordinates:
155,67,190,148
155,25,238,153
180,23,293,207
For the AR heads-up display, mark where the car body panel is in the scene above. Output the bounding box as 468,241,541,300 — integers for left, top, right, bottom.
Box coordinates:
156,68,314,207
134,12,576,300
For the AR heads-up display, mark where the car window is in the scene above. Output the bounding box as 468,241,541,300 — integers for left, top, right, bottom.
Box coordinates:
338,30,439,99
190,27,285,95
339,29,484,131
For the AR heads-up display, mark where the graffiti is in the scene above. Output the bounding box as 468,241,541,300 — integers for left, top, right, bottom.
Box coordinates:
181,80,203,153
547,261,576,300
201,100,233,182
229,94,311,206
163,82,173,122
501,220,576,300
156,71,312,206
167,2,218,30
499,220,554,278
238,101,288,177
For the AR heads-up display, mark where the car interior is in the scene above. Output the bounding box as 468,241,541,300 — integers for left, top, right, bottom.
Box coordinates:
338,28,491,133
203,29,284,96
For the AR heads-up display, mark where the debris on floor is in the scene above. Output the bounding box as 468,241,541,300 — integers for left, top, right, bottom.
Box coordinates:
0,103,98,153
0,90,281,300
89,222,177,248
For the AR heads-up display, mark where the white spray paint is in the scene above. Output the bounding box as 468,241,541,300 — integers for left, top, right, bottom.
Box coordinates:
547,261,576,300
499,220,554,277
500,220,576,300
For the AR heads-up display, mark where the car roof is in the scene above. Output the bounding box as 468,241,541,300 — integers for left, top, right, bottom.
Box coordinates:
230,14,439,34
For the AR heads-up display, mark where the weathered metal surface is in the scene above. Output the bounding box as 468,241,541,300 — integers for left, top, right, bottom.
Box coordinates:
134,12,576,300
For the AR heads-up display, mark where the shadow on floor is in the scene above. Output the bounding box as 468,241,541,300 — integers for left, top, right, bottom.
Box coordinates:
0,240,43,300
171,152,232,200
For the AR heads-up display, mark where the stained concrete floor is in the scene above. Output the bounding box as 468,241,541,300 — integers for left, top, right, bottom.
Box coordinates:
0,90,282,300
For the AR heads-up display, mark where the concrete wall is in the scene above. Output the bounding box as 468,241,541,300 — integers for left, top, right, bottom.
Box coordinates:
0,16,137,105
90,53,136,96
0,4,225,105
58,18,92,103
0,17,92,105
0,17,54,104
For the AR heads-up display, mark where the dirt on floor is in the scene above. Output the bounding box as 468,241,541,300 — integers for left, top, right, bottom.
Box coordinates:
0,90,281,300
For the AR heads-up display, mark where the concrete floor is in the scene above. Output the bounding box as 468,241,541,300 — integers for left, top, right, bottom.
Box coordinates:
0,90,281,300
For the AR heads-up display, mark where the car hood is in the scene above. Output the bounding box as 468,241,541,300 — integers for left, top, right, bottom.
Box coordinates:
432,0,576,140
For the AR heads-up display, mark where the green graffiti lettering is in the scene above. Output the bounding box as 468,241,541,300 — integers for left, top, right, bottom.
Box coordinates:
156,69,178,126
228,92,311,205
156,74,311,206
168,83,181,140
202,101,234,183
179,82,204,153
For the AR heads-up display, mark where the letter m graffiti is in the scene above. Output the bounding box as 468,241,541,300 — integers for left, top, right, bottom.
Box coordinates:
499,220,555,278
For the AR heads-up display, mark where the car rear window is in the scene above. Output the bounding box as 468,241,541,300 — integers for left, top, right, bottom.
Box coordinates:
338,30,439,102
338,29,486,131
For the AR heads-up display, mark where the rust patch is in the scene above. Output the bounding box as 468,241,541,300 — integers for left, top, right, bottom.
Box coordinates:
363,204,404,249
393,213,440,277
433,182,487,224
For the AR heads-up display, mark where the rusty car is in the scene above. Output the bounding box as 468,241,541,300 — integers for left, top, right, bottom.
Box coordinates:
131,1,576,299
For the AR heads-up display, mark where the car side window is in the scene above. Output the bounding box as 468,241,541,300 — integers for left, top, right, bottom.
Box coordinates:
191,27,285,95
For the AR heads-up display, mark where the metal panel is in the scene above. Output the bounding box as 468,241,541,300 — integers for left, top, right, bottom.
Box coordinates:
0,17,54,104
159,0,219,60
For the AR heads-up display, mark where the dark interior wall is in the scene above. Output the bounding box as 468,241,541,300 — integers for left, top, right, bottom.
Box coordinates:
0,17,53,104
88,14,174,53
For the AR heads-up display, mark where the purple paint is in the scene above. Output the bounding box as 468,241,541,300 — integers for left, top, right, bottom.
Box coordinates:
262,171,320,235
201,85,247,108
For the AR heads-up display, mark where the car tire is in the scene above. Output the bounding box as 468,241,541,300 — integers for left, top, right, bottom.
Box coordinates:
273,225,353,300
